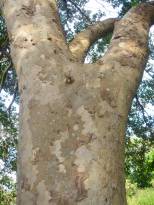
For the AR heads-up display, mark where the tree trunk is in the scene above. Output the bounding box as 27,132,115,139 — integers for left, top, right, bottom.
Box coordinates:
2,1,154,204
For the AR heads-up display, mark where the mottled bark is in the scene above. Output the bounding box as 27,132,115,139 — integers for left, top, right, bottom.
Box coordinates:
2,1,154,205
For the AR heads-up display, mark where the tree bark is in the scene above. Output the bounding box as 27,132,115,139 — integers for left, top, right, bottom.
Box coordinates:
69,18,117,62
2,1,154,205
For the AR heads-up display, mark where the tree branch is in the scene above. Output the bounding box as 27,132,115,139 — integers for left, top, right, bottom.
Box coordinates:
69,18,117,62
7,80,18,115
97,1,154,73
145,68,154,78
0,61,12,94
135,94,148,125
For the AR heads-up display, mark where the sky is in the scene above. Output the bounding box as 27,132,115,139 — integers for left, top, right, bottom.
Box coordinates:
86,0,120,18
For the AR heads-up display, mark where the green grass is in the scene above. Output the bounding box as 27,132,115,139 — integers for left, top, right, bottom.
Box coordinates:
127,188,154,205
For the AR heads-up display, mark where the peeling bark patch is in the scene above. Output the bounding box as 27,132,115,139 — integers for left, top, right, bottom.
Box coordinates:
52,140,65,163
100,88,116,108
74,145,93,172
76,133,97,148
21,176,31,191
59,164,66,173
52,140,66,173
77,106,97,135
12,24,37,48
32,147,40,164
21,5,35,16
75,172,88,201
52,131,69,173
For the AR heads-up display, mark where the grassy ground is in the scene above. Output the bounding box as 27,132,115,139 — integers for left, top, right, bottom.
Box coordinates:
127,188,154,205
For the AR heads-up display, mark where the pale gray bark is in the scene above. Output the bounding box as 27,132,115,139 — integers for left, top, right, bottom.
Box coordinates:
2,1,154,205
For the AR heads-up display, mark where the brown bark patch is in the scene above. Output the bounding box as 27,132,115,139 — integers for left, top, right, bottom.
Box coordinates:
21,5,35,16
74,172,88,201
64,73,75,84
21,176,31,191
76,133,97,148
100,88,117,108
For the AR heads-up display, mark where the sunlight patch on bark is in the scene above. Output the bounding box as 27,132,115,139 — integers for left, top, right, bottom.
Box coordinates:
119,41,145,56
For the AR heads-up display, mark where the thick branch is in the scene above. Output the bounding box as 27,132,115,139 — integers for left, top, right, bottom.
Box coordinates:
2,0,71,75
69,18,117,62
91,1,154,114
101,1,154,67
2,0,66,44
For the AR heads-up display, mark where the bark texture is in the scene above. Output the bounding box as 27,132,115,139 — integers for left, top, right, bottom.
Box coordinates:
69,18,117,62
2,1,154,205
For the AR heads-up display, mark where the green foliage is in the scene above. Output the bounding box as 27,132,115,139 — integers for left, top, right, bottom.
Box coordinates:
125,137,154,188
86,33,112,63
58,0,91,42
58,0,105,42
0,16,7,45
0,185,16,205
126,179,137,197
0,13,18,200
127,188,154,205
147,149,154,165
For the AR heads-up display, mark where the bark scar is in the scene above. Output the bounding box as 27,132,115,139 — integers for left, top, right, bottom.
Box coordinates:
21,5,35,16
75,172,88,201
64,72,75,84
